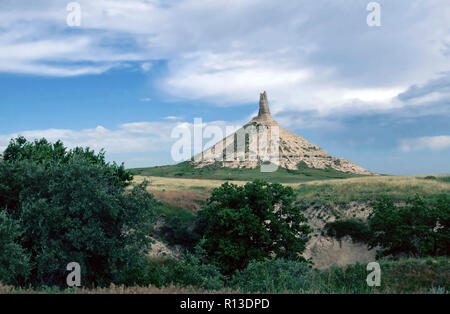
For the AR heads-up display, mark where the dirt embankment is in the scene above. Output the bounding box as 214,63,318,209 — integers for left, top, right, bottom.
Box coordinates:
301,201,377,269
149,196,379,269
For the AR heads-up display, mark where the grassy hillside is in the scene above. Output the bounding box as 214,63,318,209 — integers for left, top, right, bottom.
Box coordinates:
295,174,450,206
134,174,450,211
129,161,366,183
129,173,449,294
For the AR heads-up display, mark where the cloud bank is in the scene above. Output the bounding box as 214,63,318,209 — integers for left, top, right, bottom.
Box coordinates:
1,0,449,173
399,136,450,152
1,0,449,116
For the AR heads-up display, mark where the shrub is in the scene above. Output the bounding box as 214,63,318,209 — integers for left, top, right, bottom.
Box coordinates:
379,257,449,293
146,244,225,290
231,258,312,293
2,136,132,187
0,211,31,286
0,138,158,288
325,218,371,243
309,257,449,294
368,195,450,257
197,180,311,275
311,263,372,293
159,215,201,250
439,176,450,183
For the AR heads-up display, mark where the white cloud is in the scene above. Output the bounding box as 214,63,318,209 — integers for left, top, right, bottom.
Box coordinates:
161,51,412,115
140,97,152,102
141,62,152,72
0,119,245,162
0,123,175,154
399,136,450,152
0,0,449,117
163,116,183,120
162,51,310,105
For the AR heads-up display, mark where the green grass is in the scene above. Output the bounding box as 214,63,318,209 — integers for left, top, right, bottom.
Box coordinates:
421,175,450,183
295,175,450,207
155,202,195,223
309,257,449,294
131,174,450,214
2,257,447,294
130,161,365,183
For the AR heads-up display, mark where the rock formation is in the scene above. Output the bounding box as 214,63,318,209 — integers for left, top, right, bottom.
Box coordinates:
192,92,372,175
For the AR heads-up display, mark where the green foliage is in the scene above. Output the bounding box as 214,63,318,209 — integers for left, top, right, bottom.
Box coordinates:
231,258,312,293
312,263,373,293
3,136,133,187
144,256,449,294
296,177,449,208
325,218,371,243
0,138,158,288
0,211,31,286
421,175,450,183
159,215,200,249
429,286,446,294
2,257,448,294
312,257,448,294
146,244,225,290
377,257,449,293
368,195,450,257
197,180,311,275
3,136,66,163
311,257,448,294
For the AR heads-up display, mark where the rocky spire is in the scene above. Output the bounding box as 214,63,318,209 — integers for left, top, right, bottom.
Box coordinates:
251,91,276,125
258,91,271,118
193,91,373,175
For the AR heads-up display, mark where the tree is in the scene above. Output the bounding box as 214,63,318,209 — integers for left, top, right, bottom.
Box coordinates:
0,137,157,287
3,136,132,187
0,211,31,286
159,215,201,249
368,195,450,257
197,180,311,275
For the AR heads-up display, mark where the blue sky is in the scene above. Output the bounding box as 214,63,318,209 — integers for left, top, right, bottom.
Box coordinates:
0,0,449,175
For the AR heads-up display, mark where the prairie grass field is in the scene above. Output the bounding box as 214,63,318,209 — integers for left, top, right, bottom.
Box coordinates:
294,174,450,206
133,174,450,214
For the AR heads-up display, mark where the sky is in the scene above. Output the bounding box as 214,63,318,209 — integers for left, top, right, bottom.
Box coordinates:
0,0,449,175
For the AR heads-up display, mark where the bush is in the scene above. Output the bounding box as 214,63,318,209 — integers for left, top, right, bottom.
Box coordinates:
311,263,372,293
311,257,449,294
146,244,225,290
2,136,132,187
159,216,201,250
379,257,449,293
0,137,157,287
0,211,31,286
231,258,312,293
368,195,450,257
325,218,371,243
197,180,311,275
